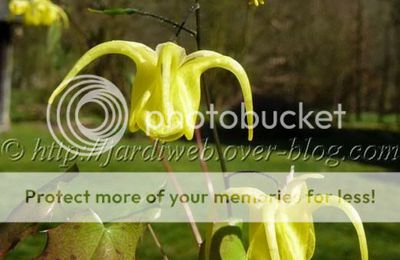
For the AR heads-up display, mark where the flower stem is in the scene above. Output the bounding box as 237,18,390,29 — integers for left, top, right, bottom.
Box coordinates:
194,1,227,173
153,140,203,248
194,129,217,198
194,0,232,217
147,224,169,260
89,8,197,37
194,1,228,175
175,3,200,38
194,130,209,173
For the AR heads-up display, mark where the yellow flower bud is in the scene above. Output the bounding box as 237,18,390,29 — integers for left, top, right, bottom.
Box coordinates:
9,0,29,15
9,0,68,27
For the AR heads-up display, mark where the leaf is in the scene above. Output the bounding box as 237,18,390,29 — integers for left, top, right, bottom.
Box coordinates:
2,231,47,260
0,223,40,258
0,165,80,257
39,211,145,260
7,167,79,222
199,222,246,260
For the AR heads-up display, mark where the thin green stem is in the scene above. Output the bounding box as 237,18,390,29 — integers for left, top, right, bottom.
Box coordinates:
194,0,232,217
147,224,169,260
175,3,200,38
152,140,203,248
194,0,228,174
173,4,215,199
194,129,209,173
239,3,256,61
89,8,197,37
194,0,202,49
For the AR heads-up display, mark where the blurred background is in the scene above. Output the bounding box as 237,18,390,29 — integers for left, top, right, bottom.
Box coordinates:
3,0,400,124
1,0,400,259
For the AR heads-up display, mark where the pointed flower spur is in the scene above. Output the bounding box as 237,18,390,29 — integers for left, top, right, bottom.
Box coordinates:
49,41,254,142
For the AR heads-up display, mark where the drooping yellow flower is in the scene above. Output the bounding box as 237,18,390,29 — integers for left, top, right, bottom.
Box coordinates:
48,41,254,142
249,0,265,7
228,173,368,260
9,0,68,27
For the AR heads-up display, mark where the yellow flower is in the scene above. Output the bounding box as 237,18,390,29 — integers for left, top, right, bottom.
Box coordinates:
228,173,368,260
48,41,254,142
9,0,30,15
9,0,69,27
249,0,265,7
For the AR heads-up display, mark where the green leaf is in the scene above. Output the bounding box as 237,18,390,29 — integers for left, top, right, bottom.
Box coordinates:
3,231,47,260
39,211,145,260
7,167,79,222
199,222,246,260
0,223,40,258
0,165,80,257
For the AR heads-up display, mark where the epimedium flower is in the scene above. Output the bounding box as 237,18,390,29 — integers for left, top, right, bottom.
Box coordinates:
9,0,69,27
227,173,368,260
48,41,254,142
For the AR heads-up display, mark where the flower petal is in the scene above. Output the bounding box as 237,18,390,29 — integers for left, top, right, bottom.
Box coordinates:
181,52,254,141
48,40,156,105
274,221,315,260
226,188,279,260
9,0,29,15
282,174,324,205
309,195,368,260
247,225,273,260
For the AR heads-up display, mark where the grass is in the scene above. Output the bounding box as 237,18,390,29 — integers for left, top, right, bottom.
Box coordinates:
344,112,400,132
0,122,399,259
0,122,385,172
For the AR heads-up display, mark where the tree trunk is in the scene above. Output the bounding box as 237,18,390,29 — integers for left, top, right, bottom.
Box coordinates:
392,0,400,124
378,17,391,123
0,22,12,133
354,0,364,121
